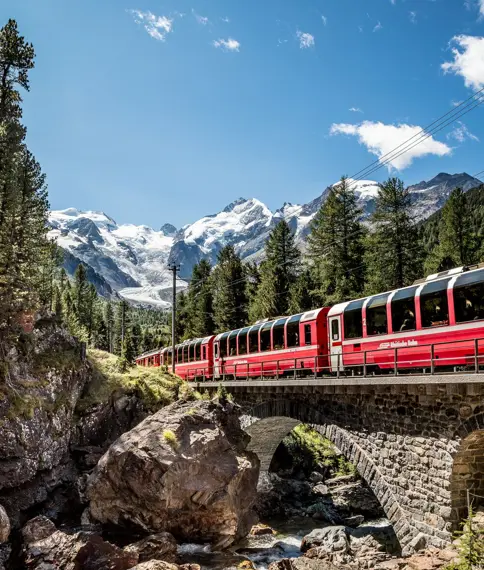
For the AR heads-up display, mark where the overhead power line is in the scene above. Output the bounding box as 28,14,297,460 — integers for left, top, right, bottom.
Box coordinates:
181,90,484,297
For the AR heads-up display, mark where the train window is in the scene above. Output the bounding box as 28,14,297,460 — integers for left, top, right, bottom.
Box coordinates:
391,286,417,333
229,331,238,356
249,324,262,353
219,333,229,358
183,344,188,362
454,270,484,323
166,350,172,366
366,294,389,336
195,341,201,361
238,328,250,355
304,324,312,346
420,278,450,328
343,300,364,339
188,344,193,362
331,319,339,341
273,318,286,350
260,322,273,352
287,314,302,348
176,347,182,363
214,342,219,359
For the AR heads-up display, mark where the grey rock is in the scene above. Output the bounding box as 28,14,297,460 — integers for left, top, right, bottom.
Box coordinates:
22,516,57,544
301,526,350,554
87,400,259,549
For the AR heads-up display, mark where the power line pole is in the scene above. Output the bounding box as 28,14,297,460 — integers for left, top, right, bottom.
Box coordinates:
168,263,180,374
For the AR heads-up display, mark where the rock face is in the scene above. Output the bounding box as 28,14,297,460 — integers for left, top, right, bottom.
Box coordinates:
0,317,90,528
0,506,9,543
87,399,259,548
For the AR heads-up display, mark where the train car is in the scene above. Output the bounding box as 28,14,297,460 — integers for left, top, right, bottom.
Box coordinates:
136,349,161,367
170,335,215,380
327,265,484,374
212,308,330,380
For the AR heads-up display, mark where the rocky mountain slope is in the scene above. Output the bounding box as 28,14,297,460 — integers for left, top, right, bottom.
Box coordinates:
49,172,481,307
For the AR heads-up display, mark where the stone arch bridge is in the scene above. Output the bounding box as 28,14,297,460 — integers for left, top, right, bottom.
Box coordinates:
196,374,484,555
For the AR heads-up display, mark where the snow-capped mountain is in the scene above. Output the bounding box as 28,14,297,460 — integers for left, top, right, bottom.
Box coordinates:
50,172,482,307
48,208,183,308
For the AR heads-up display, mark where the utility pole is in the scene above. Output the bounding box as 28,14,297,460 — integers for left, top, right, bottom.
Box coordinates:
168,263,180,373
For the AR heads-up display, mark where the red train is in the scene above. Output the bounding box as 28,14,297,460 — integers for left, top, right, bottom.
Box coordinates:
136,264,484,380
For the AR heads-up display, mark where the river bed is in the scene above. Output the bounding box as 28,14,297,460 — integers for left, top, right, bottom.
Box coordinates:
177,517,393,570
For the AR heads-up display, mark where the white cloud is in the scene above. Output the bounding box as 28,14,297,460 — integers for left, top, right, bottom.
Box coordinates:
329,121,452,170
480,0,484,17
128,9,173,41
296,30,315,49
409,11,417,23
390,0,396,4
321,15,327,26
349,107,363,113
213,38,240,52
447,121,479,143
358,25,364,33
192,9,209,25
373,21,383,32
442,35,484,89
451,99,463,106
221,16,230,23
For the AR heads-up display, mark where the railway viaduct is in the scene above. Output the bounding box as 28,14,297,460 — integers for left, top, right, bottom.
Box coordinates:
195,374,484,555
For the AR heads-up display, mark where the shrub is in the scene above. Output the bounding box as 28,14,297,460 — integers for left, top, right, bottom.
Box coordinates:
444,506,484,570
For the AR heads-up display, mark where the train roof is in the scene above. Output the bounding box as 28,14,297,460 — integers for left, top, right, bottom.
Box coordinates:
327,263,484,318
213,308,326,341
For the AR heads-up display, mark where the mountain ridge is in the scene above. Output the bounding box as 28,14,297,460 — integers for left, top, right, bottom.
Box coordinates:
49,172,482,308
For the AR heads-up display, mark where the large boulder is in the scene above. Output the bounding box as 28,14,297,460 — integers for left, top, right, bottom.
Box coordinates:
0,506,9,543
87,400,259,549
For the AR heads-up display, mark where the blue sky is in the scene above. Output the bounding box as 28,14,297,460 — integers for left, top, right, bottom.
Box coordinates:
1,0,483,229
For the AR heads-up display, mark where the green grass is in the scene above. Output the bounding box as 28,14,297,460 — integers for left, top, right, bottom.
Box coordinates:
162,429,179,450
80,349,182,412
284,424,358,478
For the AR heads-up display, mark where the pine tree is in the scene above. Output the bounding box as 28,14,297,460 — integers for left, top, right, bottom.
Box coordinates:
104,301,115,353
212,246,247,332
251,221,301,319
425,187,475,273
114,300,130,355
119,330,135,371
245,261,261,323
308,176,366,304
73,264,89,328
0,21,50,344
186,260,214,338
175,291,188,341
131,323,142,355
289,268,316,314
365,177,421,294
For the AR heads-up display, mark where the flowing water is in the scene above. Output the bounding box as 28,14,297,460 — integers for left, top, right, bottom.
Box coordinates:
177,517,392,570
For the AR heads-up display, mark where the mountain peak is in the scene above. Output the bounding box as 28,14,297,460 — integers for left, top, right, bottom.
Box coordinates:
222,197,249,213
160,223,177,237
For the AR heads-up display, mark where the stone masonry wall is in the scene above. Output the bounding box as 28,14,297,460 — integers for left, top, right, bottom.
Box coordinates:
227,381,484,554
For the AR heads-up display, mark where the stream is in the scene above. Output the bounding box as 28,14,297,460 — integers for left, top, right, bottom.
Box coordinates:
177,517,393,570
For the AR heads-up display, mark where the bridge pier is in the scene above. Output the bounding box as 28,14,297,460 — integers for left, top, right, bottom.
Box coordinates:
196,376,484,554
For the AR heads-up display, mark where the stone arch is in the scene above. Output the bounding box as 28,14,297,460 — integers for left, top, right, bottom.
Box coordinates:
241,399,420,554
451,413,484,529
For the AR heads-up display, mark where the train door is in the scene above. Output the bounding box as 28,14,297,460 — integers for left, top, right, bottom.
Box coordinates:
329,315,343,372
213,341,220,378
